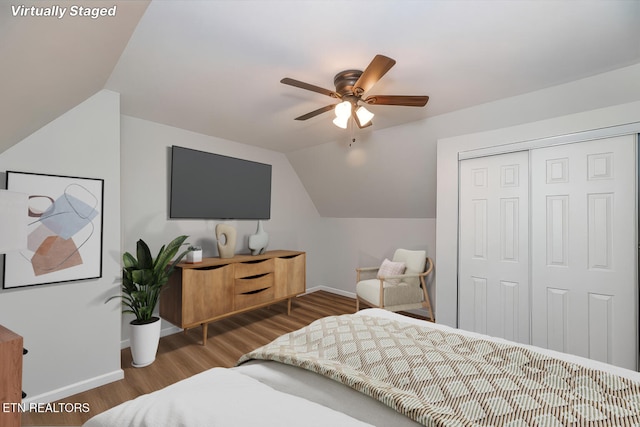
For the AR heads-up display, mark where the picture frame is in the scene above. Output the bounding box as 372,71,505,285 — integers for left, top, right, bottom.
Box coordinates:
3,171,104,289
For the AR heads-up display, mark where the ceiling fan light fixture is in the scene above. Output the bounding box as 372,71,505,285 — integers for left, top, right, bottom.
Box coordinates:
355,106,374,126
333,115,349,129
334,100,352,119
281,54,429,129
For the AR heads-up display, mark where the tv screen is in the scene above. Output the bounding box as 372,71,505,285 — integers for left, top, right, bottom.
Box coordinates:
170,146,272,219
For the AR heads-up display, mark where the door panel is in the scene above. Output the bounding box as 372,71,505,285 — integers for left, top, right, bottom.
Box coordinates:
458,151,530,344
530,135,637,370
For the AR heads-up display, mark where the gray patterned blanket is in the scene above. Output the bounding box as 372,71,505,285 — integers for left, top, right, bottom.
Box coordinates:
238,314,640,426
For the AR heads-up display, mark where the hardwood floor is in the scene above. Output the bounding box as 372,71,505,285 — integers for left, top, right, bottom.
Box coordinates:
21,291,358,426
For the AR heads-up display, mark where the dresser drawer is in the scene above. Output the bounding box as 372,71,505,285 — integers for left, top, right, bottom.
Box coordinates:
234,273,274,310
235,273,273,294
234,258,274,279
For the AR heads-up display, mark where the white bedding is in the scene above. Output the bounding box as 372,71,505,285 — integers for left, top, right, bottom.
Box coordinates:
83,308,640,427
82,367,375,427
237,360,423,427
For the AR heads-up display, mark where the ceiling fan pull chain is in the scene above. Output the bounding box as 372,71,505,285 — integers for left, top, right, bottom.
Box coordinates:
349,118,356,147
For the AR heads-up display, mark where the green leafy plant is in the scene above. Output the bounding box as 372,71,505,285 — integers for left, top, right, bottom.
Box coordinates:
108,235,191,324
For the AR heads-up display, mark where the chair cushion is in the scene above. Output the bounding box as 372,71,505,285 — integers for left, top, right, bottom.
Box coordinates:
392,249,426,286
377,258,406,285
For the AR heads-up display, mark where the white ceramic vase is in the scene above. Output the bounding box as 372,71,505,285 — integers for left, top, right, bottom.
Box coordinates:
249,220,269,255
130,317,161,368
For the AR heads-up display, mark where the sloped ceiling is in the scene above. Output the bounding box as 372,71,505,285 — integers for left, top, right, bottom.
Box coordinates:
2,1,640,218
0,0,150,153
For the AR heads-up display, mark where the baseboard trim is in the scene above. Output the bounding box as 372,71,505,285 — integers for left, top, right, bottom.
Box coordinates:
304,285,356,299
23,369,124,405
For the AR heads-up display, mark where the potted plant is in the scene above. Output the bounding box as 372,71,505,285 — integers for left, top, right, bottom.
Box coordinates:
186,245,202,263
108,235,191,367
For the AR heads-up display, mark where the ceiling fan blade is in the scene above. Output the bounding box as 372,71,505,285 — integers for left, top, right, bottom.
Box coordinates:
281,78,339,98
294,104,336,121
353,55,396,96
363,95,429,107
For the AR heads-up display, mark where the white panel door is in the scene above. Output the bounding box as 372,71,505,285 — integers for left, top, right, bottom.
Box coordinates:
531,135,637,370
458,151,530,344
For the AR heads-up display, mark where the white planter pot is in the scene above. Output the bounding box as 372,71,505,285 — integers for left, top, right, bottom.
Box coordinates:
186,249,202,263
130,317,161,368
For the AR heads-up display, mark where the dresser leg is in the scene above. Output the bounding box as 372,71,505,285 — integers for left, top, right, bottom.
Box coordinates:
202,323,208,346
287,298,292,315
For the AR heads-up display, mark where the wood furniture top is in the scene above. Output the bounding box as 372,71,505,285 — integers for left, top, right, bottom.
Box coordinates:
177,250,304,269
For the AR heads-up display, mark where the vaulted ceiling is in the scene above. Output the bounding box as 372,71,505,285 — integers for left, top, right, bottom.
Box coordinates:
2,0,640,156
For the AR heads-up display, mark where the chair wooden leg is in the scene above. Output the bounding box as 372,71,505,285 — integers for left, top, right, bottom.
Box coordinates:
420,275,435,322
423,290,435,322
356,296,360,311
423,299,435,322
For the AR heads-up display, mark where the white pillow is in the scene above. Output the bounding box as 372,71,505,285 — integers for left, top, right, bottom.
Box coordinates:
377,258,406,284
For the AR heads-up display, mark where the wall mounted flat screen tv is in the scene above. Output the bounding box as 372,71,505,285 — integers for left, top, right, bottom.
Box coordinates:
170,146,272,219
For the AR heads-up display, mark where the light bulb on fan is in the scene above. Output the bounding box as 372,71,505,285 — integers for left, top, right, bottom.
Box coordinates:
333,100,352,129
355,106,374,126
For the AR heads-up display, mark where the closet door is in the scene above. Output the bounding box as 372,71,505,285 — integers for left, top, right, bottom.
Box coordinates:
531,135,637,370
458,151,530,344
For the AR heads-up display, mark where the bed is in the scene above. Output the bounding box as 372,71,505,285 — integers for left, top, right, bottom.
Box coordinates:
83,308,640,426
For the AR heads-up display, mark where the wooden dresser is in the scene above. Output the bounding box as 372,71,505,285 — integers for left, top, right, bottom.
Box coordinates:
0,325,23,427
160,250,305,345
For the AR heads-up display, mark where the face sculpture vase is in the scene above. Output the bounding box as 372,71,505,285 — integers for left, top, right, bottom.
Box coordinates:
215,223,237,258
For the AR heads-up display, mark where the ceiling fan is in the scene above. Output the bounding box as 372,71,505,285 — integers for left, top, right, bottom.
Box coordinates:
281,54,429,129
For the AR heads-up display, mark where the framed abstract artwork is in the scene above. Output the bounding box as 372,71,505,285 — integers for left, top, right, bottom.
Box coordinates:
3,171,104,289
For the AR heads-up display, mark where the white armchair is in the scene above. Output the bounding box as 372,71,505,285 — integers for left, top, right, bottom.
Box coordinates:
355,249,434,321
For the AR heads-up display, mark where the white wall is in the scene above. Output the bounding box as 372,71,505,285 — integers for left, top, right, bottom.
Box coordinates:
119,116,324,339
287,120,438,218
0,90,123,403
436,100,640,328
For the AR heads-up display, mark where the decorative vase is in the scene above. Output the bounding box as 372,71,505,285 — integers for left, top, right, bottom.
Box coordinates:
130,317,161,368
248,220,269,255
216,223,237,258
